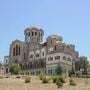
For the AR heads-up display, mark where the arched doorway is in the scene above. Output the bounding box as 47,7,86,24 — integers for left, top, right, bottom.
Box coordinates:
6,68,9,73
15,59,18,63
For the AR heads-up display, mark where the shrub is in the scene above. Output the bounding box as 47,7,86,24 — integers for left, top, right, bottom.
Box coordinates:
39,74,44,80
52,77,57,83
52,76,66,83
16,76,21,78
6,76,9,78
82,75,86,78
42,77,49,83
9,64,21,75
76,74,81,78
78,75,90,78
25,76,30,83
56,79,63,88
58,76,66,83
86,75,90,78
56,64,63,75
22,75,26,78
69,78,76,86
0,76,4,79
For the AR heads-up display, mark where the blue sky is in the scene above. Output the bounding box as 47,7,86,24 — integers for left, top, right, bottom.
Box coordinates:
0,0,90,63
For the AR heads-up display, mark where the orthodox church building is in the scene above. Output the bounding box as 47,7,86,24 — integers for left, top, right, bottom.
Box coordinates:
0,26,79,75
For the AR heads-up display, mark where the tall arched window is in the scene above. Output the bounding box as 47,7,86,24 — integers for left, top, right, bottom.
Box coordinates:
36,53,39,57
51,40,52,44
28,32,30,36
32,32,34,36
30,55,33,58
35,32,37,36
13,47,15,56
13,45,21,56
63,56,66,60
42,52,44,56
19,46,20,55
55,46,57,50
24,53,26,59
41,33,42,41
16,45,18,55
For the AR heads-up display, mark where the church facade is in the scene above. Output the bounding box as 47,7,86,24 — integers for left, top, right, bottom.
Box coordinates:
1,26,79,75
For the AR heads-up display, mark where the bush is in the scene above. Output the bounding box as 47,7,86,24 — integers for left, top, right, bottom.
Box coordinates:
42,77,49,83
52,76,66,83
0,76,4,79
82,75,86,78
39,74,44,80
16,76,21,78
22,75,26,78
52,77,57,83
59,76,66,83
9,64,21,75
69,78,76,86
86,75,90,78
56,64,63,75
6,76,9,78
25,76,30,83
78,75,90,78
56,79,63,88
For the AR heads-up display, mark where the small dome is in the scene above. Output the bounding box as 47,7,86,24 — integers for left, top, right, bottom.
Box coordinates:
48,34,63,41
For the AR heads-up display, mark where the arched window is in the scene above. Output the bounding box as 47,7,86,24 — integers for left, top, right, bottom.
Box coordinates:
36,53,39,57
14,45,20,56
55,46,57,50
13,47,15,56
32,32,34,36
16,45,18,55
24,53,26,59
67,57,71,61
19,46,20,55
6,59,8,64
63,56,66,60
48,70,50,75
28,32,30,36
55,56,60,60
51,40,52,44
42,52,44,56
30,55,33,58
15,59,18,63
58,56,60,59
63,46,64,50
2,67,3,70
48,57,53,61
41,33,42,41
50,69,52,74
35,32,37,36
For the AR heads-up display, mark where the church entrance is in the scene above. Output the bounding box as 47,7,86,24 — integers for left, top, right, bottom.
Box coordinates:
6,68,9,73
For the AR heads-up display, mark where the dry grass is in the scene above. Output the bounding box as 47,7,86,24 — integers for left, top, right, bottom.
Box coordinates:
0,75,90,90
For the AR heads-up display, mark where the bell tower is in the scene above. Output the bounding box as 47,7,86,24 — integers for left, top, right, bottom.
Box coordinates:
24,26,44,44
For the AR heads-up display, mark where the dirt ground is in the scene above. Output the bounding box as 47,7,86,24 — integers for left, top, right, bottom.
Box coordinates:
0,75,90,90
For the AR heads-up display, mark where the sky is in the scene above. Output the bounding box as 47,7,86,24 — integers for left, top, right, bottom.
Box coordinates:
0,0,90,63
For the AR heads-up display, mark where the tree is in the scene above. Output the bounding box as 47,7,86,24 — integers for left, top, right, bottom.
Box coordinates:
9,64,21,75
80,56,89,74
71,62,75,74
56,63,63,75
69,63,75,77
75,61,81,71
